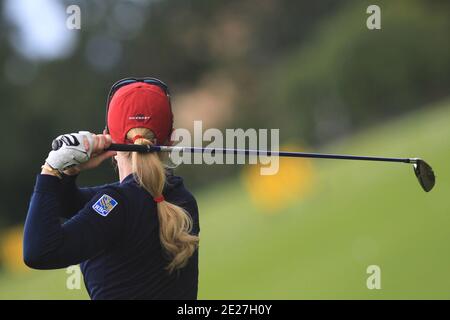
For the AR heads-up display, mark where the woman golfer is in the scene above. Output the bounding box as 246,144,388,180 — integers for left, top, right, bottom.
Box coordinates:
23,78,200,299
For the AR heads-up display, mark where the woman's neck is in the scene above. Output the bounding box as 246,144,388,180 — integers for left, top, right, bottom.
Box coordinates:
118,163,133,182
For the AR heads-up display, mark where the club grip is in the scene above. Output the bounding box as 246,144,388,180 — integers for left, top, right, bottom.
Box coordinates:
107,143,156,153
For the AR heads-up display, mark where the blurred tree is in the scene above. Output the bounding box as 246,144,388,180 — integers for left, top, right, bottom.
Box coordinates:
255,0,450,144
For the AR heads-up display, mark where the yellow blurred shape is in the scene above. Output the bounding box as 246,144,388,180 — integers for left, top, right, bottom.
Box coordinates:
1,226,28,273
242,145,315,213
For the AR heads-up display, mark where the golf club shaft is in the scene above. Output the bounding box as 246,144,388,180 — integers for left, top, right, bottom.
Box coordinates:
107,144,418,164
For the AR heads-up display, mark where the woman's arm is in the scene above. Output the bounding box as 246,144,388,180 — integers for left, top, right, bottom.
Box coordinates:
23,133,121,269
23,174,126,269
59,174,120,219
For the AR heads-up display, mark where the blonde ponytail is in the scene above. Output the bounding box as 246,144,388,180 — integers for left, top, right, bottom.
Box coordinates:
127,128,199,273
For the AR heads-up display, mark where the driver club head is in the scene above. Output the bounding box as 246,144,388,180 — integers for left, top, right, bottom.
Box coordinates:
413,159,436,192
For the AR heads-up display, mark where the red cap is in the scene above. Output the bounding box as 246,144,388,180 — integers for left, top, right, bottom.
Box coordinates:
107,82,173,144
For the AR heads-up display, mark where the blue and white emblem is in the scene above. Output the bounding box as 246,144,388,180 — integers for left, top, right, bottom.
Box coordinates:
92,194,118,216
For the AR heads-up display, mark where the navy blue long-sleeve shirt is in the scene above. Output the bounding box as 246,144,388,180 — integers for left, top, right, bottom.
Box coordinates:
24,172,199,300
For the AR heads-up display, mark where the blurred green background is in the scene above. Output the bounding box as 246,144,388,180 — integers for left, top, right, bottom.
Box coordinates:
0,0,449,299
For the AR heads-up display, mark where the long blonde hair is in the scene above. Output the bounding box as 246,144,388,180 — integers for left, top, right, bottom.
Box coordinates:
127,127,199,273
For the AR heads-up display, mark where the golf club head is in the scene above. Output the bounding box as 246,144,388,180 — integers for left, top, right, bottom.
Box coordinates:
413,159,435,192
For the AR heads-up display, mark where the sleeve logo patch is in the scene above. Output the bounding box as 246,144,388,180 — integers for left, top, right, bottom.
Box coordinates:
92,194,118,216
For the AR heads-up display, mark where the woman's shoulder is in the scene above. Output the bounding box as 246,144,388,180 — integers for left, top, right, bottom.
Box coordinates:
89,182,128,208
165,174,196,200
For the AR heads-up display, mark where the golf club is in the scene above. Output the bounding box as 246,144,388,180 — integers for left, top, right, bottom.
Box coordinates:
105,144,436,192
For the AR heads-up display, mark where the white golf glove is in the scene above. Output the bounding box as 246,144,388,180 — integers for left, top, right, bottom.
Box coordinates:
45,131,95,171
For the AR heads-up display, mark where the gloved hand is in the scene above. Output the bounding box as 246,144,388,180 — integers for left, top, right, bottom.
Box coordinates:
45,131,95,171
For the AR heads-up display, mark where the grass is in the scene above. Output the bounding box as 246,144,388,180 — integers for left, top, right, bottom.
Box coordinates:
1,100,450,299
